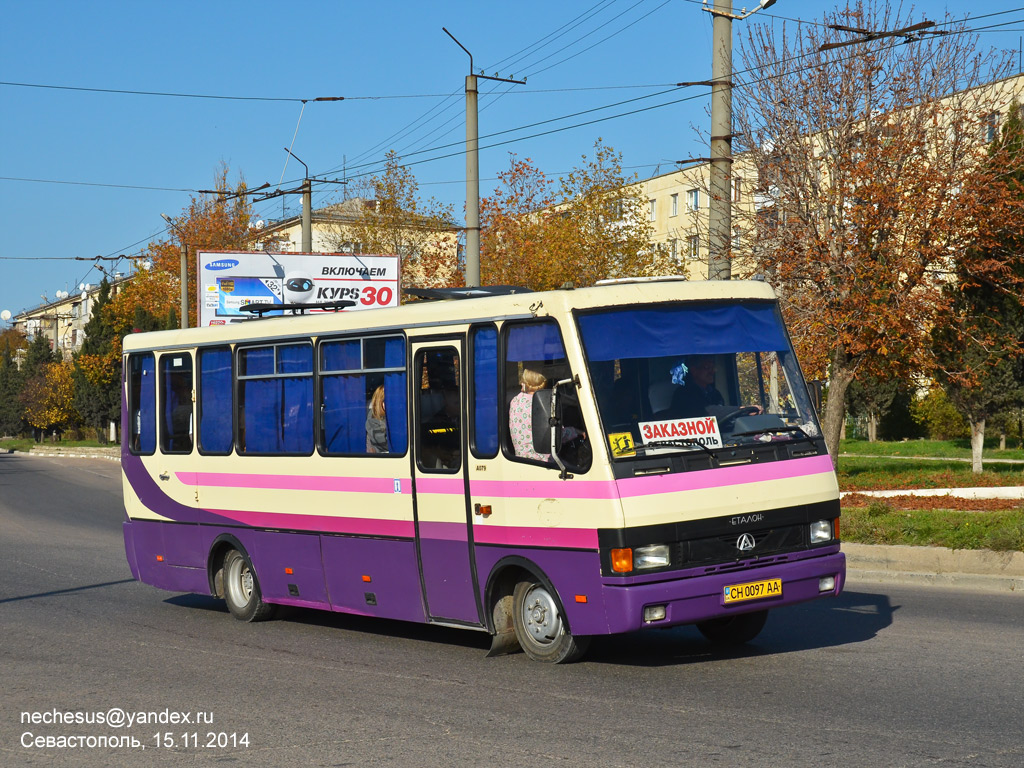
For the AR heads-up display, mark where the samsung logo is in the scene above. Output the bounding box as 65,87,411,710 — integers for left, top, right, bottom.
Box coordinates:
205,260,239,271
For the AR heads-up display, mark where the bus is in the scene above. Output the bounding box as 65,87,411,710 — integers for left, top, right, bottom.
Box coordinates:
121,278,844,663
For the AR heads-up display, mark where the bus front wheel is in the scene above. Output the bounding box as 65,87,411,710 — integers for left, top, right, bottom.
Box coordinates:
696,609,768,646
222,549,275,623
512,579,589,664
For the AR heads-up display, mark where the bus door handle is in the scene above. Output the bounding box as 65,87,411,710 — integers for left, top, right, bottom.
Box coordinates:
159,471,170,481
474,503,492,517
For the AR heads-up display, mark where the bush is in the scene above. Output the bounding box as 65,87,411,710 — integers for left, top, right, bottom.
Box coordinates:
911,388,970,441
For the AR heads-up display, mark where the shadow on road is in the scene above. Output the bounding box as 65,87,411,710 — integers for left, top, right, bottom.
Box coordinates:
0,579,137,605
162,587,896,666
586,588,897,667
163,593,493,652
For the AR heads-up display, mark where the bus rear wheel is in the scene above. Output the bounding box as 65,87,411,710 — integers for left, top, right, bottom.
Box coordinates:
222,549,275,623
512,579,589,664
696,609,768,646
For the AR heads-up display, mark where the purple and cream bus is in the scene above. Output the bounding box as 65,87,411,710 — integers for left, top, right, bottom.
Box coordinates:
121,278,844,663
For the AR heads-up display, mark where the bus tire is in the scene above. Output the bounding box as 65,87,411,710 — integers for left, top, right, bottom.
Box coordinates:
222,549,275,623
696,609,768,646
512,579,589,664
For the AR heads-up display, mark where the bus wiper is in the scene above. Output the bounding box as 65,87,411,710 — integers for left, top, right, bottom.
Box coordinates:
729,425,818,446
631,439,718,457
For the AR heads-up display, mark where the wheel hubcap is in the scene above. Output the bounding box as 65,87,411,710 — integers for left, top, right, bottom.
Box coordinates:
523,587,560,644
240,567,253,601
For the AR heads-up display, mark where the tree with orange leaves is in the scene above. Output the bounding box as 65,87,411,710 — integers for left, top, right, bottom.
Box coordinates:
322,151,460,289
732,0,1024,462
931,103,1024,472
481,140,663,291
143,162,253,328
70,164,253,441
21,361,78,439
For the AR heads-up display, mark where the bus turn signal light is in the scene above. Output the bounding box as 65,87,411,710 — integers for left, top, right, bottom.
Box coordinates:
611,548,633,573
285,568,293,575
362,575,372,583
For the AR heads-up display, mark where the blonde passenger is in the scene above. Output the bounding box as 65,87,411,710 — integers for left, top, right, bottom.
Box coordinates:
366,385,388,453
509,368,550,461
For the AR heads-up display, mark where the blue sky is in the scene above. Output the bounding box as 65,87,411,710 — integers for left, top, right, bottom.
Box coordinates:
2,0,1023,320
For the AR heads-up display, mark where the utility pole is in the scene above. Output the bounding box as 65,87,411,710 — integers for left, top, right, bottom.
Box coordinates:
160,214,189,329
444,28,525,287
465,70,480,287
284,148,313,252
704,0,777,280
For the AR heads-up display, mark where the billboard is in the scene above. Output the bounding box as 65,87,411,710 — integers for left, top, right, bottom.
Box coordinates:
197,251,400,327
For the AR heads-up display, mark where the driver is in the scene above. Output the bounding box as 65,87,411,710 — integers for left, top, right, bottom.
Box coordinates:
669,355,723,419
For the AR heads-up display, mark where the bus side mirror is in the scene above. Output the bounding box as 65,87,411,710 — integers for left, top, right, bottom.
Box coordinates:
531,389,554,454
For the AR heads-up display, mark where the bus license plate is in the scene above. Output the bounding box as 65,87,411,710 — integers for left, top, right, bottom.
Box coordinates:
723,578,782,604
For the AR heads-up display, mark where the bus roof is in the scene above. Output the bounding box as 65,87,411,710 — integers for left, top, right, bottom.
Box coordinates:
122,278,778,352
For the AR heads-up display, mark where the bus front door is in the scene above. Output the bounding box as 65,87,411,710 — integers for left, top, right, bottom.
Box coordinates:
410,342,481,626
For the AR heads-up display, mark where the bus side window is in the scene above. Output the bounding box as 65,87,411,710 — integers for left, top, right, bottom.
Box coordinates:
416,348,461,471
199,347,233,454
471,325,498,458
237,343,314,455
128,353,156,455
160,353,194,454
502,321,591,472
320,335,407,456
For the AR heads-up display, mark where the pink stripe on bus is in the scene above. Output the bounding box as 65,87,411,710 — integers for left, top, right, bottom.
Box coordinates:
613,454,835,498
182,454,832,502
417,521,468,542
181,472,411,495
474,524,598,549
468,479,618,499
208,508,415,538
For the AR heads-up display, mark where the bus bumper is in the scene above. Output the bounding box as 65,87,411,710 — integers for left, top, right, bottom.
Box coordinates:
597,549,846,635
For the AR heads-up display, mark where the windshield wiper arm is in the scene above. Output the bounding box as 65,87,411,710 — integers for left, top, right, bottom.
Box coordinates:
631,439,717,457
729,425,819,446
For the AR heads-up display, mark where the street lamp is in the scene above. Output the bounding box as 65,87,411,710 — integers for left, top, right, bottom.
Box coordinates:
160,213,189,329
704,0,777,280
283,148,312,252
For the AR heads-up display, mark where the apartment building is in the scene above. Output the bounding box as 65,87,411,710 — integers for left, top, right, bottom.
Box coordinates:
634,72,1024,280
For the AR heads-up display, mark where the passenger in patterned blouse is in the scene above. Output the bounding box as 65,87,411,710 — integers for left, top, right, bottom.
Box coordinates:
509,368,584,462
509,368,551,461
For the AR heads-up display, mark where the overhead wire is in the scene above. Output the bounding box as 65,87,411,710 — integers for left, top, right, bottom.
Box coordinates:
11,5,1024,266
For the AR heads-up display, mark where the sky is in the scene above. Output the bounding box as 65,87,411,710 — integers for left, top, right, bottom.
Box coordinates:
2,0,1024,321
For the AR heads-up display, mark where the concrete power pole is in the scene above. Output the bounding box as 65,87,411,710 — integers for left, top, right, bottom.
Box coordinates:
302,177,312,252
444,28,525,288
160,213,189,329
465,73,480,287
708,0,734,281
705,0,777,281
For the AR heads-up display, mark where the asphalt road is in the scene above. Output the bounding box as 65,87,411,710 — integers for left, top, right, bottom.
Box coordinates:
1,453,1022,768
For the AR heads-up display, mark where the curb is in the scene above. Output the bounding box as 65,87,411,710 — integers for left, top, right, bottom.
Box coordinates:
844,543,1024,593
11,449,121,462
842,487,1024,500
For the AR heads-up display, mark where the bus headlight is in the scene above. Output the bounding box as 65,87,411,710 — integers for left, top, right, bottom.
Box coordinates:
809,520,833,543
634,544,671,569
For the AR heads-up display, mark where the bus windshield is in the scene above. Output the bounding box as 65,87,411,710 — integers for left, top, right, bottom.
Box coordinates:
577,301,822,458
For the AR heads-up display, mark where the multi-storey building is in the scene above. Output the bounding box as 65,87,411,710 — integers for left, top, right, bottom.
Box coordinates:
12,277,128,361
633,73,1024,280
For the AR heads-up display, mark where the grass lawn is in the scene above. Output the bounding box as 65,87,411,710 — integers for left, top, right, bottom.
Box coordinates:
840,438,1024,461
1,438,114,453
837,456,1024,491
841,502,1024,552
